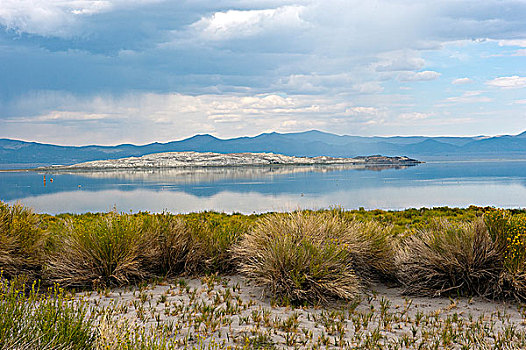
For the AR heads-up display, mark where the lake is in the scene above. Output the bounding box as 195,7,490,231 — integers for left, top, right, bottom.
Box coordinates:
1,160,525,214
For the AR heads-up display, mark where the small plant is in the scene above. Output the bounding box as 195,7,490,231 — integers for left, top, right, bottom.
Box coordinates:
484,210,526,274
484,210,526,299
0,202,47,281
0,276,95,349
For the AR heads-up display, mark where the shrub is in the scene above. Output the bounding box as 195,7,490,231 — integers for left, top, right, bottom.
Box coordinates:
45,213,156,288
484,210,526,299
233,211,368,304
344,219,397,280
396,218,502,297
144,213,189,276
184,213,250,274
0,276,95,350
0,202,47,281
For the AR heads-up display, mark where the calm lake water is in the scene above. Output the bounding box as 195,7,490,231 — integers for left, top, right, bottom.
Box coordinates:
1,160,525,214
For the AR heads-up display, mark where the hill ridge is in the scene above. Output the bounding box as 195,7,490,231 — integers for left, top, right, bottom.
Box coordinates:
1,130,525,167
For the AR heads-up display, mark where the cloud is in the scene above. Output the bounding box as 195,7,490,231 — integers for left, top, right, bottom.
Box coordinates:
2,91,393,144
343,107,382,116
273,73,353,93
190,5,307,41
498,39,526,47
512,49,526,56
398,71,441,82
271,73,384,94
486,76,526,89
398,112,432,121
352,82,384,94
444,91,492,103
452,77,473,85
0,0,161,37
3,0,526,142
375,51,426,72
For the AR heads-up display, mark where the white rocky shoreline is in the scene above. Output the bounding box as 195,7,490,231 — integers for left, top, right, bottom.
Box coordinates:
39,151,421,170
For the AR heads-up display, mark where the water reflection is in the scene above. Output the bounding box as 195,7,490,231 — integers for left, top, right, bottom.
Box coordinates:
46,164,415,183
1,161,525,214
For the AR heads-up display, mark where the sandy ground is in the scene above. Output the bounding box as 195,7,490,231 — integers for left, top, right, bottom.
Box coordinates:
79,275,526,349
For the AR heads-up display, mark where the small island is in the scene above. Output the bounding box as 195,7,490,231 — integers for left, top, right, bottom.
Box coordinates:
39,151,422,170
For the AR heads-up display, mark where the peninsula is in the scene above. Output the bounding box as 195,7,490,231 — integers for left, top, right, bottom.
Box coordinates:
40,151,421,170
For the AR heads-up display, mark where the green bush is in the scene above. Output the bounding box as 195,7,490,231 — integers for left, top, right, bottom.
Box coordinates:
184,213,251,274
0,276,95,350
0,202,47,281
484,210,526,299
45,213,156,287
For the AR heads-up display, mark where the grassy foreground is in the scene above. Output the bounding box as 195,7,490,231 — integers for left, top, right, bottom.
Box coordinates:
1,202,526,349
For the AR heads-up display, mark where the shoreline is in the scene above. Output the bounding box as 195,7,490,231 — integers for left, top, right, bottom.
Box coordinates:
5,157,526,173
31,151,423,171
33,161,421,172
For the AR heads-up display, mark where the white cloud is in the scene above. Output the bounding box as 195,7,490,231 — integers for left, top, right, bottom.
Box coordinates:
272,73,384,94
343,107,382,116
3,92,392,144
0,0,161,37
375,51,425,72
352,82,384,94
398,112,432,121
190,5,307,41
274,73,353,93
498,39,526,47
486,76,526,89
445,91,492,103
4,0,526,142
452,77,472,85
513,49,526,56
398,71,441,82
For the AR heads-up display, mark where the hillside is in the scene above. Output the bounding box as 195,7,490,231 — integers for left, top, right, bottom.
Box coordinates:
1,130,525,168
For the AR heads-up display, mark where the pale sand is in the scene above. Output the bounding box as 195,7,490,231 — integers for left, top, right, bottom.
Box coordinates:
79,275,526,348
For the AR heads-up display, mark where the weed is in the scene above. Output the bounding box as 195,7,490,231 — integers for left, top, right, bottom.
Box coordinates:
0,277,95,349
0,202,46,281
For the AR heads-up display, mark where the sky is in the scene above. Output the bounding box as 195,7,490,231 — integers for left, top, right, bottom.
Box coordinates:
0,0,526,145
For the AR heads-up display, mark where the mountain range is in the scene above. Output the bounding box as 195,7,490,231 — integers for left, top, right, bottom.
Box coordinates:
1,130,525,168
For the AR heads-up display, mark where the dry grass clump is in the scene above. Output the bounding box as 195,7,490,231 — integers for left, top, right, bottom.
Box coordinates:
45,213,157,288
42,211,249,287
396,218,502,297
234,211,394,304
345,219,397,280
144,213,189,276
0,202,47,281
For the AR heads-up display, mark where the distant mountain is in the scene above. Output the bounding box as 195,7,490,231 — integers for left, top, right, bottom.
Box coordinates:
1,130,525,168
